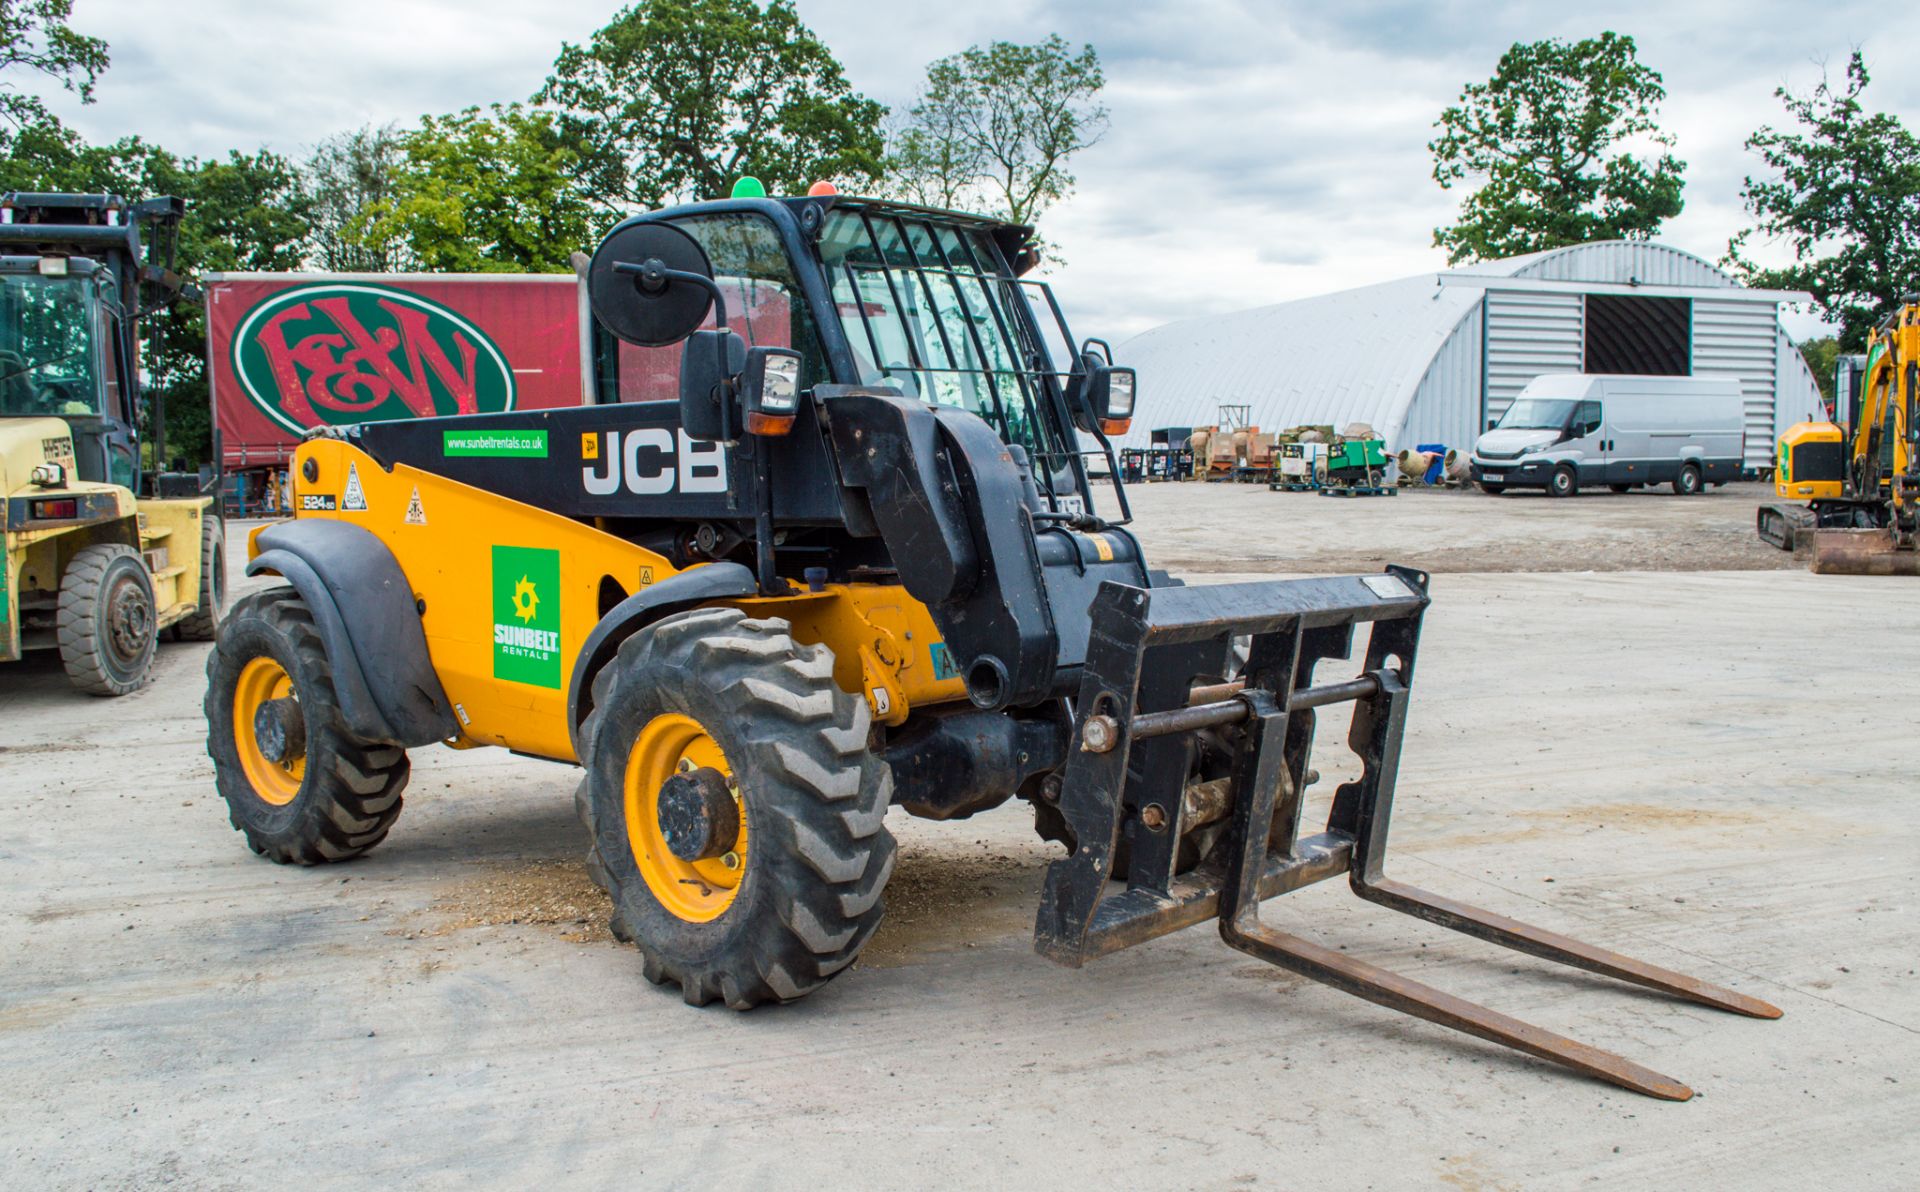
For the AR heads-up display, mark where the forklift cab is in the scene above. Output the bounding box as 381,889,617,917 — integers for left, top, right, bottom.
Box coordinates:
0,254,141,489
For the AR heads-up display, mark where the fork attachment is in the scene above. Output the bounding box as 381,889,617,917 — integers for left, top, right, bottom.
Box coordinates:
1034,568,1780,1101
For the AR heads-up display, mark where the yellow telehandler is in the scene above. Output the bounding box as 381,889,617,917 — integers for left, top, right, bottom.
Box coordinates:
204,189,1776,1099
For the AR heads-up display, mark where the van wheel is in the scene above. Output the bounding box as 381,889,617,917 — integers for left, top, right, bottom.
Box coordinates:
1673,464,1701,495
1548,467,1577,498
1608,483,1631,494
1477,481,1506,495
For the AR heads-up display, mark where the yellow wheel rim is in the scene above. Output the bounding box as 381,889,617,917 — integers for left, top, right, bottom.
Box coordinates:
233,655,305,806
624,713,747,922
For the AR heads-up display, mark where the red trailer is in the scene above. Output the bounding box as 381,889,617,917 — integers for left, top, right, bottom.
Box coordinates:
204,272,590,514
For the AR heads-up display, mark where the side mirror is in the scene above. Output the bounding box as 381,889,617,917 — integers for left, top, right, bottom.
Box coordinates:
1486,419,1497,432
588,220,716,347
679,330,748,442
1064,351,1136,437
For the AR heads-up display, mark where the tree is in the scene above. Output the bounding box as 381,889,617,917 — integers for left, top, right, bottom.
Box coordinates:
0,0,108,141
1796,336,1841,407
303,124,411,272
354,104,596,274
1430,32,1685,265
886,35,1106,229
1727,53,1920,351
536,0,884,212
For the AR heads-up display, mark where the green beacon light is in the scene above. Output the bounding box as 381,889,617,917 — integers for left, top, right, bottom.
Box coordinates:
730,176,767,199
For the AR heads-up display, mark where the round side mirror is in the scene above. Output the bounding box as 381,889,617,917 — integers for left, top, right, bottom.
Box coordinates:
588,220,716,347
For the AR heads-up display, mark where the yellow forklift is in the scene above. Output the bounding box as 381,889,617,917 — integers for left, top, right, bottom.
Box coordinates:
1759,301,1919,574
1,193,223,694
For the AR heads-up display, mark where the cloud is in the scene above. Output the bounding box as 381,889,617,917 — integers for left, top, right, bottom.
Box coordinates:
40,0,1920,343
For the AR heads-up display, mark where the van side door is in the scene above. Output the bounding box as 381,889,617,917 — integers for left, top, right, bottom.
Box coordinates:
1568,398,1605,486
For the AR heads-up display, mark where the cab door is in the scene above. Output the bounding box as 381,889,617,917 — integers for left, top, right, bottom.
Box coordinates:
1568,398,1606,486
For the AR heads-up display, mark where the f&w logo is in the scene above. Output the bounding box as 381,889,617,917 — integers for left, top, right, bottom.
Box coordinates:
581,429,729,495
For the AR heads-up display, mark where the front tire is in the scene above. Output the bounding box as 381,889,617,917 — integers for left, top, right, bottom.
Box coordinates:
177,516,226,641
1478,481,1506,495
1548,466,1577,498
58,543,157,696
204,588,409,864
578,607,894,1009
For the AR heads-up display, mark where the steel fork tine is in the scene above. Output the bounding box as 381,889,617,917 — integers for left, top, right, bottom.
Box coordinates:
1221,919,1695,1101
1353,878,1783,1020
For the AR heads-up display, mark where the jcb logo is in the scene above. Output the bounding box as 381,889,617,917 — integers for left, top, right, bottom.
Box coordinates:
582,429,729,495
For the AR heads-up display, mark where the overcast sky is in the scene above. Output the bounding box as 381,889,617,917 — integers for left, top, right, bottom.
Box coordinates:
40,0,1920,343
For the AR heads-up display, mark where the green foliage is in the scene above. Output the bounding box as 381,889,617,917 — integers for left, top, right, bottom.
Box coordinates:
1431,32,1685,265
0,0,107,138
304,125,411,272
361,104,598,273
1727,53,1920,352
537,0,884,210
886,34,1106,234
1796,336,1841,406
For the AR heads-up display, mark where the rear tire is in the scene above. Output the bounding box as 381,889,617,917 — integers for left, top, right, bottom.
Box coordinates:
1548,466,1577,498
1673,464,1702,495
204,588,409,864
1477,481,1506,495
177,516,226,641
58,543,157,696
578,607,894,1009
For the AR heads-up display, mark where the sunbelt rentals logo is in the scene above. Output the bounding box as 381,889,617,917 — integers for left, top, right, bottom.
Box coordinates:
232,283,517,435
492,545,561,689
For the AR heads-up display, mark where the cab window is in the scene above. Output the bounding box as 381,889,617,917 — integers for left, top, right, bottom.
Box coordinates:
1571,400,1602,437
593,213,825,404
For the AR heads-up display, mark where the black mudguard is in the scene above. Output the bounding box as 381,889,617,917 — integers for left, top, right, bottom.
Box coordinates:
246,520,456,747
565,561,759,757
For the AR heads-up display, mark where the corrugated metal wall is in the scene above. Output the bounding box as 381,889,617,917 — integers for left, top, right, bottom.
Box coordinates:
1400,301,1484,449
1774,329,1826,432
1691,298,1779,468
1482,290,1584,423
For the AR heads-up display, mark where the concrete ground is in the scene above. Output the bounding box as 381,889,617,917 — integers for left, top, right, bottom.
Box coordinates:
2,493,1916,1190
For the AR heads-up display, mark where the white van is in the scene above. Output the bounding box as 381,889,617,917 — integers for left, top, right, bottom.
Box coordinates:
1469,375,1745,497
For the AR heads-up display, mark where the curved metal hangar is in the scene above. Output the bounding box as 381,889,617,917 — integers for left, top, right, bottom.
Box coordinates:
1118,241,1820,471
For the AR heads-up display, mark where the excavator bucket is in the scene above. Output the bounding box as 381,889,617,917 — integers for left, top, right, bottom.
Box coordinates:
1810,529,1920,576
1035,569,1780,1100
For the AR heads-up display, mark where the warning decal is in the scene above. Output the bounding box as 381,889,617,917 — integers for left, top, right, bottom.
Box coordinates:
404,486,427,525
342,462,368,511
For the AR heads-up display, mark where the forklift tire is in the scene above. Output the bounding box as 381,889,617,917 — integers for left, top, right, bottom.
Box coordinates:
58,543,157,696
1548,466,1577,498
204,588,410,864
577,607,894,1009
176,516,226,641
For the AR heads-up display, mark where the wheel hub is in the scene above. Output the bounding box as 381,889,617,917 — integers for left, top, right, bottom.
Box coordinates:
106,579,153,661
656,765,739,862
252,697,306,765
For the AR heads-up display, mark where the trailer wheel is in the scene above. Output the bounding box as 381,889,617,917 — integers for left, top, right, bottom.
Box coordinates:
58,543,157,696
578,608,894,1008
176,516,226,641
1673,463,1702,496
1548,466,1577,498
204,588,409,864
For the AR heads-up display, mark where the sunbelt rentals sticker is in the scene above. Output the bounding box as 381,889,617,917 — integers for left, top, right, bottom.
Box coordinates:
492,545,561,689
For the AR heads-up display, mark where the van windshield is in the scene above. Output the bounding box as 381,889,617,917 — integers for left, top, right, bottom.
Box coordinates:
1496,399,1576,431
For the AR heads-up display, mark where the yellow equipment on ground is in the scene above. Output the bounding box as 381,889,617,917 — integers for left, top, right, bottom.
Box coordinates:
1758,301,1920,574
202,191,1777,1100
1,193,222,693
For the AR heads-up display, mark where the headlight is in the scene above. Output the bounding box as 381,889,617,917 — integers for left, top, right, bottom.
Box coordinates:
30,462,66,487
1107,369,1135,419
760,351,801,413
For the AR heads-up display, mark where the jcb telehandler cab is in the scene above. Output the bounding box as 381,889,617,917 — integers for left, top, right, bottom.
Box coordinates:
1,193,223,694
205,192,1775,1098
